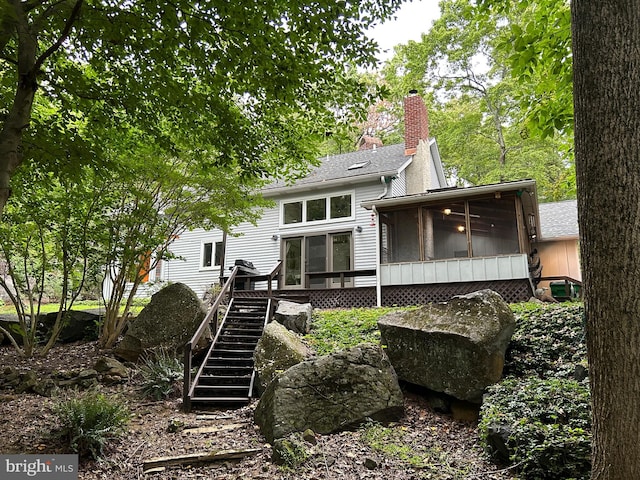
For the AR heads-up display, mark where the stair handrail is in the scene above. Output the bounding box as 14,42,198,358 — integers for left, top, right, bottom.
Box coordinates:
183,266,239,410
266,260,282,298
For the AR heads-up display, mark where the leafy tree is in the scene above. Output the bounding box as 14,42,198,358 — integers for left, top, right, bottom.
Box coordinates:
0,160,103,357
97,127,267,349
381,0,575,201
572,1,640,478
478,0,640,475
0,0,403,217
477,0,573,137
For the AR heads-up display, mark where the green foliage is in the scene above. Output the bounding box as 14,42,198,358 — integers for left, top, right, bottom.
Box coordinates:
506,303,586,379
138,349,183,400
479,303,591,478
273,433,310,469
477,0,573,137
479,377,591,480
382,0,575,202
53,392,130,460
304,307,407,355
360,421,473,478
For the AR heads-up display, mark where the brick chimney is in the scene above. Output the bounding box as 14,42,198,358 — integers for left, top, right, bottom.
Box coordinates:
404,90,429,156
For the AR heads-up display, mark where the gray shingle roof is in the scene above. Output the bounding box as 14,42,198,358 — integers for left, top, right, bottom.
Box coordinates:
263,144,408,193
538,199,579,239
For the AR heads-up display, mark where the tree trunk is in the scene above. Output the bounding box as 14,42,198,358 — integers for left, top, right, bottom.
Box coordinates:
572,2,640,478
0,2,39,217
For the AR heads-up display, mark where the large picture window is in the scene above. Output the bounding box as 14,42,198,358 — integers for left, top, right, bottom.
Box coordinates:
282,193,353,225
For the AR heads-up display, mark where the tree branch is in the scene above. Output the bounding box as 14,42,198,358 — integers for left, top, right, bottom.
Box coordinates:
33,0,83,73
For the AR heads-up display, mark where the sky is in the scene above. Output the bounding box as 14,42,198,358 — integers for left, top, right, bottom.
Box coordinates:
367,0,442,64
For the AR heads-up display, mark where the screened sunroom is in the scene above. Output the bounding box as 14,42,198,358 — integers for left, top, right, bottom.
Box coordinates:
362,180,539,291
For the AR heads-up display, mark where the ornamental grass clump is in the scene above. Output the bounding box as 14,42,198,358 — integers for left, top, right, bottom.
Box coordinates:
139,348,183,400
54,392,130,460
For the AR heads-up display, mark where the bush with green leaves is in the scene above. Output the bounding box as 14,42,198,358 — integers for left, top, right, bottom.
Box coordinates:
479,376,591,480
304,307,409,355
506,303,587,379
53,392,130,460
139,349,183,400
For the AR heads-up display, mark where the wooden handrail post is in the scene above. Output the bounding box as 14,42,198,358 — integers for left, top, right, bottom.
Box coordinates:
183,341,192,412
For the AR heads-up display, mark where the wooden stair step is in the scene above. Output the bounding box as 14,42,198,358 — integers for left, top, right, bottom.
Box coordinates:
207,357,254,365
195,385,250,391
190,396,251,403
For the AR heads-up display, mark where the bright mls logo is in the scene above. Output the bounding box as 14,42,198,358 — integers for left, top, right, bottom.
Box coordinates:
0,455,78,479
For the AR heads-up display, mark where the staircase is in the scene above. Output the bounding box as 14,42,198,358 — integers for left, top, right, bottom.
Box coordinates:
188,297,270,408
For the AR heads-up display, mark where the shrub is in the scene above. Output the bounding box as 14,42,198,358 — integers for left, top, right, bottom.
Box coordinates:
54,392,130,459
139,349,183,400
506,303,587,379
479,376,591,480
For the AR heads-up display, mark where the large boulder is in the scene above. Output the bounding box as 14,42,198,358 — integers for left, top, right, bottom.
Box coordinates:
114,283,208,362
274,300,313,334
254,343,404,443
39,310,101,343
254,321,314,393
378,289,515,403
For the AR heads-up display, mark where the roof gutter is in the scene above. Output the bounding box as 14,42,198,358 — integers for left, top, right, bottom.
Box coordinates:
261,170,401,198
361,179,537,210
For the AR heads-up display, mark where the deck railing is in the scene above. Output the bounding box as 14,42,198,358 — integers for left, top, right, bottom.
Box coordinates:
304,269,377,288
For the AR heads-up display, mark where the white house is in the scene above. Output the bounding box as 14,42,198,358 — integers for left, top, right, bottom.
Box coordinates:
142,93,569,307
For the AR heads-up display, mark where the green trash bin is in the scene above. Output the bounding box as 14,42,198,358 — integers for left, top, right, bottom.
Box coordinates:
550,281,580,300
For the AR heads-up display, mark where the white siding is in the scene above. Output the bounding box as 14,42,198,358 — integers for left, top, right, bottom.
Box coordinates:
162,228,226,297
391,170,406,197
353,184,382,286
223,183,381,289
380,254,529,286
225,205,281,289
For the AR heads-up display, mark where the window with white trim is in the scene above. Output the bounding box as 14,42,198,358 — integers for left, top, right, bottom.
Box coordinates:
282,193,353,226
201,241,223,269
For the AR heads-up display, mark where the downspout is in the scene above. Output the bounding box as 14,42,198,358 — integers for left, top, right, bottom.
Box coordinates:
377,176,389,199
373,205,382,307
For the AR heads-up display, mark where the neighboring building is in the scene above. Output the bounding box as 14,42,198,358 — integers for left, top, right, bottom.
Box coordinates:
138,93,578,306
536,199,581,291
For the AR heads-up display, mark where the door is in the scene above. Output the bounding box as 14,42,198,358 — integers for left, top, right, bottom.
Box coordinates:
284,237,302,287
282,233,353,289
330,232,353,288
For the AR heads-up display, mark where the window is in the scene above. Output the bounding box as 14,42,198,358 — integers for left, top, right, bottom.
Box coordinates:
284,201,302,224
306,198,326,222
202,241,223,269
282,193,353,226
330,195,351,219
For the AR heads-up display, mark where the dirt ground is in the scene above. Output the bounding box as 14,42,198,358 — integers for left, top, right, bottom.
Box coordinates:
0,342,516,479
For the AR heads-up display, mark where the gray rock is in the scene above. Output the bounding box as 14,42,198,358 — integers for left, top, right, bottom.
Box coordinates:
378,289,515,403
15,370,38,394
38,310,100,343
114,283,208,362
94,356,128,378
274,300,313,334
254,321,314,393
254,343,404,443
